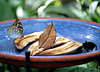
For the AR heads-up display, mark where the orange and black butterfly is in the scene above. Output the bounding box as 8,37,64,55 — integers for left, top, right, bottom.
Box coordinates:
7,19,23,38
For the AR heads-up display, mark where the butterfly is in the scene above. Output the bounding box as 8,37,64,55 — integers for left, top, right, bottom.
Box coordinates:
7,19,23,38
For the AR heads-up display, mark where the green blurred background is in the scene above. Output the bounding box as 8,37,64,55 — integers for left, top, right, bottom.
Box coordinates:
0,0,100,22
0,0,100,72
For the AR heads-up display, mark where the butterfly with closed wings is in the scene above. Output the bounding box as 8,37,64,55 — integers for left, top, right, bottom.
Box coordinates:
7,19,23,39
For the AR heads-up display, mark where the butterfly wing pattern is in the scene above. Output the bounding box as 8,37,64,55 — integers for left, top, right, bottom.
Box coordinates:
7,19,23,38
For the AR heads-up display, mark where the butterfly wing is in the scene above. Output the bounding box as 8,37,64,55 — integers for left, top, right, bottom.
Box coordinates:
7,19,23,38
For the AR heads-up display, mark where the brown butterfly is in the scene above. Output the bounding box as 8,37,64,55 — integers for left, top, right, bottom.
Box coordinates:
7,19,23,38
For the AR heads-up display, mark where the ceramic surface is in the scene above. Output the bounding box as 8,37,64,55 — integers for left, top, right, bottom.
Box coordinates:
0,17,100,68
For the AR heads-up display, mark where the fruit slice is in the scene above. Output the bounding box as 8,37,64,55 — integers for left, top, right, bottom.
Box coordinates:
28,37,71,55
40,42,82,55
14,31,43,50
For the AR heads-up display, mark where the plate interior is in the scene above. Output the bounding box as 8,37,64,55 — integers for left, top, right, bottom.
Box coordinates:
0,19,100,56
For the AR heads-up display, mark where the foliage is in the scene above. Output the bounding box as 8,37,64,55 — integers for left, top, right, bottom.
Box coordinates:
0,60,100,72
0,0,100,23
0,0,15,21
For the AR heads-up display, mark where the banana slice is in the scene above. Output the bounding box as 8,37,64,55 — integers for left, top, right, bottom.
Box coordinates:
28,41,44,55
14,31,43,50
54,37,70,46
40,42,82,55
28,37,71,55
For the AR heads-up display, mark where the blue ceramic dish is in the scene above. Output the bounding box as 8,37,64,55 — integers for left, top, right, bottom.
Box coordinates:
0,17,100,68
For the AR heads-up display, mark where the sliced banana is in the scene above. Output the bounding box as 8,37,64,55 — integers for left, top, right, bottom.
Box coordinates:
28,37,72,55
14,31,43,50
40,42,82,55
